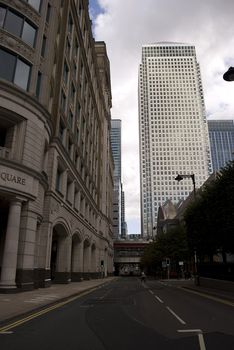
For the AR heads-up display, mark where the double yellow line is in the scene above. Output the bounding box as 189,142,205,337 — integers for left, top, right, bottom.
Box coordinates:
0,288,97,333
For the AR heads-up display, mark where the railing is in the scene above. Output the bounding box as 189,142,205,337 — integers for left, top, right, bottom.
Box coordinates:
0,147,11,159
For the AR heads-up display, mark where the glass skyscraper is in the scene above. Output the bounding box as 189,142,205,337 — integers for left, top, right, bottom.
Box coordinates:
111,119,122,238
138,42,212,239
208,120,234,171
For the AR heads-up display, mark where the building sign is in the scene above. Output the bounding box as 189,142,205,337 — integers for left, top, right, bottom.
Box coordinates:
0,165,38,198
0,172,26,185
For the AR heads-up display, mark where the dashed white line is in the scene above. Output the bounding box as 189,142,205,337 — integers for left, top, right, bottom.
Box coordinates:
166,306,186,325
155,295,164,303
149,290,154,295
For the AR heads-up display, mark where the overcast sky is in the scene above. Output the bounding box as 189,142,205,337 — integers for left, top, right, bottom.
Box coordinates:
89,0,234,235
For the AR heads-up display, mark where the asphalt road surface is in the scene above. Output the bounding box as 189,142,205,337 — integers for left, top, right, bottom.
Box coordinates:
0,277,234,350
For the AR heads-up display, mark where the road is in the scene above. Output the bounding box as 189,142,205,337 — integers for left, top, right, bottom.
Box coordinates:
0,278,233,349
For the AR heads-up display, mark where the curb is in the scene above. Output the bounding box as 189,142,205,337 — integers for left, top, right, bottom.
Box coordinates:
0,279,115,329
181,286,234,304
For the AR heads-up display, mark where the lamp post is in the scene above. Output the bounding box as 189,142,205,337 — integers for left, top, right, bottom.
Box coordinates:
223,67,234,81
174,173,196,197
174,173,199,284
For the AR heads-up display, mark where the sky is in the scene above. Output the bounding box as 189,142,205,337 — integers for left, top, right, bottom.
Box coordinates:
89,0,234,235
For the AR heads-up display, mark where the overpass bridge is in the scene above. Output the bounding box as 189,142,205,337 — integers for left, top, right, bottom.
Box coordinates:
114,239,149,276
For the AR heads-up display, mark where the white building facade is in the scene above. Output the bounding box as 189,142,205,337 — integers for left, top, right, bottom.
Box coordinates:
139,42,212,239
0,0,114,292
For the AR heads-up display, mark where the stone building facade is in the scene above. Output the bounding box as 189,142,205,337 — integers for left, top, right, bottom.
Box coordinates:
0,0,114,292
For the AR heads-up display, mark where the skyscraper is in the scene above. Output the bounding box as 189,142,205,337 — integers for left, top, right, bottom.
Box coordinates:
111,119,122,179
111,119,122,238
110,119,127,239
208,120,234,171
138,42,212,239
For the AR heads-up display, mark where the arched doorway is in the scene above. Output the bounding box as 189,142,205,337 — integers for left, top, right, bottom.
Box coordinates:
83,239,90,279
50,223,70,283
91,243,97,278
71,233,82,281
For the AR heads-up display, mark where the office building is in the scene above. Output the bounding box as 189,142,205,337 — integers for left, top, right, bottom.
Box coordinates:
208,120,234,171
138,42,212,239
110,119,122,238
121,184,127,238
0,0,114,292
110,119,128,239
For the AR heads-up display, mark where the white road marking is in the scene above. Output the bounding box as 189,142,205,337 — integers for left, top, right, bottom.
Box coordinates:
166,306,186,325
178,329,206,350
178,329,202,333
155,295,164,303
149,290,154,295
0,331,13,334
198,333,206,350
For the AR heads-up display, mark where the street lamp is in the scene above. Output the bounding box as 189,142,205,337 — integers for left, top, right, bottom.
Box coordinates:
223,67,234,81
174,173,196,197
175,173,199,284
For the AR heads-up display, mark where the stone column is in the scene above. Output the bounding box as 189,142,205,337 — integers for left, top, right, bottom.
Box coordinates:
16,211,38,290
0,199,22,291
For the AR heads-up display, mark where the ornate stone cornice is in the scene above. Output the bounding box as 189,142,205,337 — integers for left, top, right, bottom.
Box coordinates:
0,29,35,62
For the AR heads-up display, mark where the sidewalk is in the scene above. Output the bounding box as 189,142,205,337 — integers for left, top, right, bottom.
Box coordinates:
181,283,234,304
0,277,117,326
159,278,234,304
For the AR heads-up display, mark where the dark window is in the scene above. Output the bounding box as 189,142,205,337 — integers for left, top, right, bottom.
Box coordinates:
27,0,41,12
0,47,31,91
63,62,69,84
4,10,23,37
22,21,36,46
14,58,31,90
68,15,73,34
0,6,36,47
0,7,6,27
68,111,73,129
36,71,42,97
41,35,46,57
0,48,15,82
56,168,62,192
60,91,66,113
46,3,51,22
59,122,64,141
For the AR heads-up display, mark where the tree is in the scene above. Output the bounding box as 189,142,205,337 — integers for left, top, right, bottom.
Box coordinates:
184,160,234,260
141,225,190,273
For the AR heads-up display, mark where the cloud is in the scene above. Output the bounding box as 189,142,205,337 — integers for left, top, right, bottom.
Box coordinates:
91,0,234,234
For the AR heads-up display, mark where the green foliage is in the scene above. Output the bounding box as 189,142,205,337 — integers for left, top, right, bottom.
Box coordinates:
141,225,190,272
184,160,234,257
